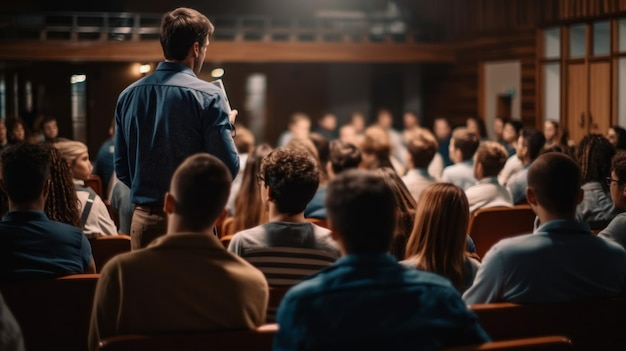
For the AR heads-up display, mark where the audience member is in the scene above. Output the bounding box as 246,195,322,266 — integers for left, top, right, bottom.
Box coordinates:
466,116,487,141
375,108,407,167
433,117,453,167
228,147,339,287
607,125,626,151
599,152,626,248
500,120,522,157
377,167,417,260
274,170,489,351
360,125,401,173
465,141,512,213
41,116,59,143
403,183,480,293
0,143,95,285
0,120,8,150
313,113,338,141
304,133,331,219
463,153,626,304
277,112,311,147
115,7,239,249
401,110,420,144
328,140,362,177
231,144,273,234
0,292,25,351
44,145,82,228
402,127,438,201
5,117,26,145
226,125,255,216
93,120,115,200
89,154,268,351
343,111,366,145
575,134,618,226
543,120,565,149
506,129,545,204
55,140,117,236
441,127,479,190
493,117,505,143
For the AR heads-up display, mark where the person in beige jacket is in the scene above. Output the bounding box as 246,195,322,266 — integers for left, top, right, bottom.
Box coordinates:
88,153,268,351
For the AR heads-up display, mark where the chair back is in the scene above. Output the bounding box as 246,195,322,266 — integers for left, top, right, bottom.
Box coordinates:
98,324,278,351
468,205,535,258
442,336,573,350
85,174,103,197
0,274,100,351
305,217,329,229
220,234,235,249
470,296,626,350
221,217,236,238
89,235,131,272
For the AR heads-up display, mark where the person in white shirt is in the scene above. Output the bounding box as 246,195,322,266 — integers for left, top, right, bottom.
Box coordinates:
441,127,479,190
465,141,513,213
402,127,438,201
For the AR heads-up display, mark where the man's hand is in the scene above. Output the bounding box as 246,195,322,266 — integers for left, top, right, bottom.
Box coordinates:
229,109,238,124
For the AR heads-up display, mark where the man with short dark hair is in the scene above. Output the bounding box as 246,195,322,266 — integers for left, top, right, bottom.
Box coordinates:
274,169,489,350
41,116,59,143
465,141,512,213
599,152,626,249
0,143,95,285
506,128,546,204
328,140,361,176
402,127,438,201
89,154,267,351
228,147,340,288
441,127,480,189
464,153,626,304
115,7,239,250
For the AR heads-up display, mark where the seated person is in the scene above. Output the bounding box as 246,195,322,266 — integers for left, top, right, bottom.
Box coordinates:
599,152,626,248
441,127,479,190
0,143,95,285
88,154,268,351
402,127,438,201
274,170,489,351
55,140,118,236
228,147,340,287
506,129,546,204
463,153,626,304
465,141,512,213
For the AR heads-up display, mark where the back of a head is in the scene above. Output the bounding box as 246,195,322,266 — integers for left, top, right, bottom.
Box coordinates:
260,147,319,215
171,153,232,231
326,169,395,254
611,125,626,150
309,133,330,167
1,143,51,204
576,133,616,189
53,139,88,166
612,151,626,183
528,153,582,217
475,141,508,177
160,7,214,61
452,127,480,160
406,128,438,169
233,125,255,154
522,129,547,161
329,140,362,174
233,144,273,232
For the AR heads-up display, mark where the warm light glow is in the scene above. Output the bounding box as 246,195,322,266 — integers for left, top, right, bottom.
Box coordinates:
139,64,151,74
70,75,87,84
211,68,225,78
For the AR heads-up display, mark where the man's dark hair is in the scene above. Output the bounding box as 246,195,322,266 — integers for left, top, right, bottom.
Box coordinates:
171,153,231,231
309,133,330,169
329,140,361,174
506,120,523,135
160,7,214,61
326,169,395,254
528,153,581,217
521,129,546,161
452,128,480,161
260,147,319,215
475,141,508,177
1,143,51,204
612,151,626,183
42,116,57,125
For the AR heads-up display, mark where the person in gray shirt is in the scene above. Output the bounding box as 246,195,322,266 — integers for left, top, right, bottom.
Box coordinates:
599,152,626,248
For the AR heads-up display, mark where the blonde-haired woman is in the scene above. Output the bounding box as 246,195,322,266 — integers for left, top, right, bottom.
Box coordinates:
403,183,479,293
54,139,117,236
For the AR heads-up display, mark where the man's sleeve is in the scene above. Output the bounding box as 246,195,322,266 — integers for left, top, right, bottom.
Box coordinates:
79,234,93,272
114,105,131,188
273,293,303,351
440,291,491,347
462,245,506,305
203,94,240,179
88,259,122,351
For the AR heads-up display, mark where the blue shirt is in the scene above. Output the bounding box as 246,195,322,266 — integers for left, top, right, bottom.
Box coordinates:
506,163,530,204
463,219,626,304
0,211,92,285
441,159,477,190
93,138,115,199
304,187,327,219
274,253,489,351
115,61,239,205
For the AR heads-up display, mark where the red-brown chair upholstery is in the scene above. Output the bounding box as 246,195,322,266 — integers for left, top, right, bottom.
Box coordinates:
468,205,536,258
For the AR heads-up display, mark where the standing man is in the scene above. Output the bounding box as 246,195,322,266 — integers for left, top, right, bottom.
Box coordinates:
115,7,239,249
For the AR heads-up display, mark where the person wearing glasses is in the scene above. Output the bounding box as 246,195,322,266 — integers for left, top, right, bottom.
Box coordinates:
599,153,626,249
115,7,239,250
463,153,626,304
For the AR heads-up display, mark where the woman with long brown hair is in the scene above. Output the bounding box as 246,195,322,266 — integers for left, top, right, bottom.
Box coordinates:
403,183,479,293
232,143,273,233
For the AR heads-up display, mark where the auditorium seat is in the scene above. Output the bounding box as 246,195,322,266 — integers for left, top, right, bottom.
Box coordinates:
305,217,329,229
97,324,278,351
220,234,235,248
442,336,573,350
220,216,235,237
85,174,103,197
0,274,99,351
88,235,131,272
469,296,626,350
468,205,536,258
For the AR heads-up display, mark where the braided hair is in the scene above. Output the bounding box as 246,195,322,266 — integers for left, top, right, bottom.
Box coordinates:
44,145,82,228
576,134,616,193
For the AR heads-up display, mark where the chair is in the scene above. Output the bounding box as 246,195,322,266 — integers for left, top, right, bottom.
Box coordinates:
468,205,536,258
443,336,573,350
221,216,236,237
89,235,131,272
470,296,626,350
305,217,329,229
97,324,278,351
214,209,228,238
85,174,103,197
220,234,235,249
0,274,100,351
